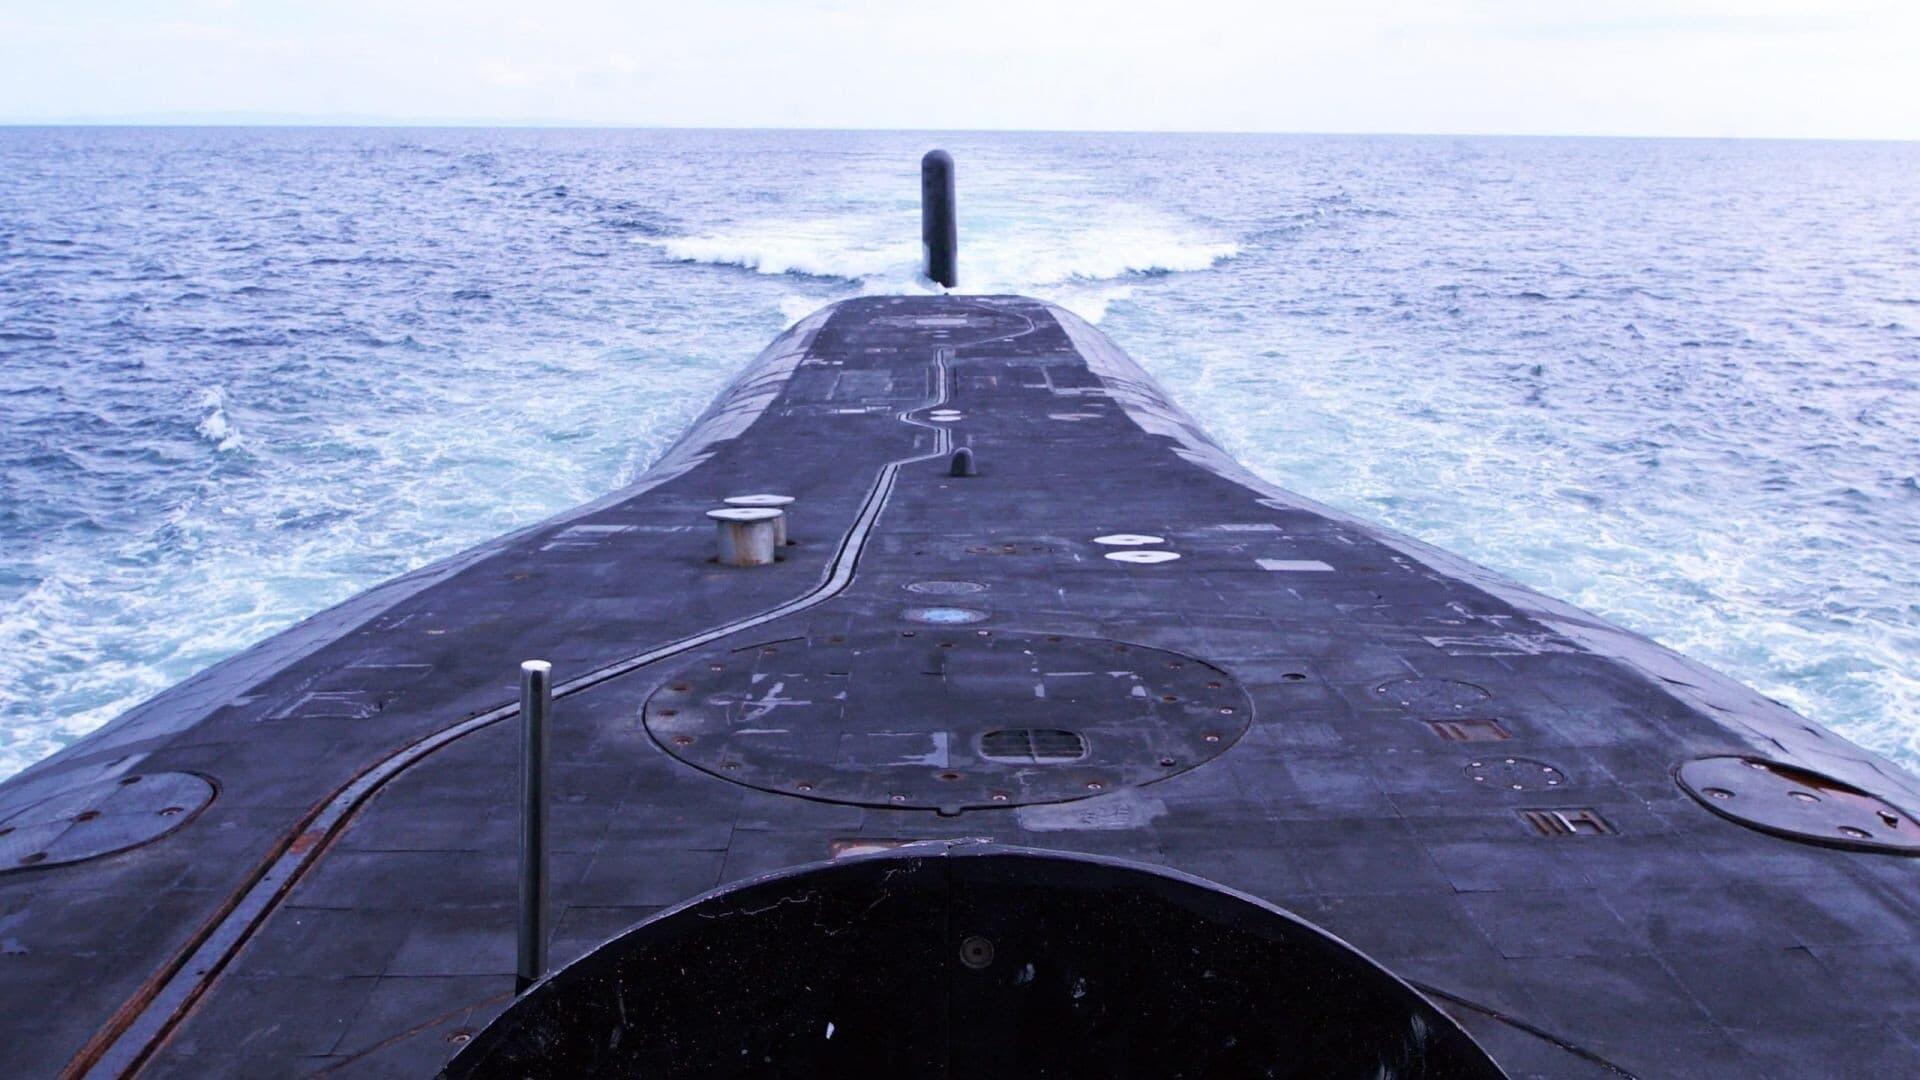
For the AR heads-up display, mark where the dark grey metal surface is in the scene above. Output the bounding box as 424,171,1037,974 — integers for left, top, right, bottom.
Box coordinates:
443,843,1504,1079
0,295,1914,1077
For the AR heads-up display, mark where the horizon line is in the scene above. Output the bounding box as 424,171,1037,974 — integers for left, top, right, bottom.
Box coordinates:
0,118,1915,145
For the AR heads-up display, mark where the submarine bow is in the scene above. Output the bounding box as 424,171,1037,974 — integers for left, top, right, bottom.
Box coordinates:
1,162,1916,1077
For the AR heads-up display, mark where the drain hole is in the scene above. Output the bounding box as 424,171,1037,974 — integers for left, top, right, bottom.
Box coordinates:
958,935,996,969
980,729,1090,764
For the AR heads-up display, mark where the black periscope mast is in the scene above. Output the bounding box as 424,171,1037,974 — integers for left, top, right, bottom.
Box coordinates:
3,152,1916,1079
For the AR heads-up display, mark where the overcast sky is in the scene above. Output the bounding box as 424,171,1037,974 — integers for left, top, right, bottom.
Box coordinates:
2,0,1916,138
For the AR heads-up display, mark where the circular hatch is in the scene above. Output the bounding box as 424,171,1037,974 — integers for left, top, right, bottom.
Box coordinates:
644,631,1251,813
1677,756,1920,854
0,772,215,873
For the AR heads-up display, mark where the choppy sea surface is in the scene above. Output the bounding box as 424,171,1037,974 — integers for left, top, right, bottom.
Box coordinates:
2,128,1916,778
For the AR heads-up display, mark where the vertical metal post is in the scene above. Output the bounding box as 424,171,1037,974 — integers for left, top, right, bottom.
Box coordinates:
516,659,551,995
921,149,957,288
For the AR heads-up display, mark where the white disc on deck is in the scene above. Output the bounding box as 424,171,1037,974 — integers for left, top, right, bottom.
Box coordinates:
1105,550,1181,564
707,507,783,523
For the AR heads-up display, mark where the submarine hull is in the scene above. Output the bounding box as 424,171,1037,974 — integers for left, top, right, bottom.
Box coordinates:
2,296,1917,1077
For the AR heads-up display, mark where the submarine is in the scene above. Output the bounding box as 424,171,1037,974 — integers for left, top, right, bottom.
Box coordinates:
2,151,1917,1078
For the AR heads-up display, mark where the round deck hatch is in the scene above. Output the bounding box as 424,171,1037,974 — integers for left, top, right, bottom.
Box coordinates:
0,772,214,873
1677,756,1920,854
1375,677,1491,711
644,631,1251,813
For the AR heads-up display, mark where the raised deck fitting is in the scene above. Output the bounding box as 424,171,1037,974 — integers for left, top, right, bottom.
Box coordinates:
3,294,1916,1078
514,660,552,996
723,493,796,546
706,505,784,566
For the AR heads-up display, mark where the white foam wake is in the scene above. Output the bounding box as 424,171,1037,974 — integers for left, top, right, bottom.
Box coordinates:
654,204,1238,324
658,215,908,280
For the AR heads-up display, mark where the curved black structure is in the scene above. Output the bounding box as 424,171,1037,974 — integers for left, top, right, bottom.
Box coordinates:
444,844,1502,1079
921,148,958,287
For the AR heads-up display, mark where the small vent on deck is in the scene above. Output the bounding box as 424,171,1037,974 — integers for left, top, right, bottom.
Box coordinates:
1519,809,1616,837
980,729,1090,764
1426,718,1511,742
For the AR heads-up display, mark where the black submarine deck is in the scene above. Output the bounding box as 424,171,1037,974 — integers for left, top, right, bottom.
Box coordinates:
3,295,1918,1077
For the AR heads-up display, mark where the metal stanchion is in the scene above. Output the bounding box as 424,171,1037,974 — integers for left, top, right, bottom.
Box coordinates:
921,149,957,287
515,659,551,995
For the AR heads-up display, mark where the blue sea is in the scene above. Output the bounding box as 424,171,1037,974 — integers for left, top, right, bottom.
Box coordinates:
2,128,1917,778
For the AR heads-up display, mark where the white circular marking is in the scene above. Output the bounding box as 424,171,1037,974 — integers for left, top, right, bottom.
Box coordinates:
1094,534,1165,546
723,494,794,508
1105,550,1182,564
706,507,783,522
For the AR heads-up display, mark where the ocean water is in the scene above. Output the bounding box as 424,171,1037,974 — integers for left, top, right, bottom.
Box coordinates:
1,128,1916,778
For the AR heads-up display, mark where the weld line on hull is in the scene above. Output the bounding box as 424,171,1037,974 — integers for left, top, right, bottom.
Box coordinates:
1411,981,1638,1078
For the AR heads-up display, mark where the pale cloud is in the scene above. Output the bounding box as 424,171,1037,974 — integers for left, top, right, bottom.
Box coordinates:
0,0,1914,137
